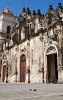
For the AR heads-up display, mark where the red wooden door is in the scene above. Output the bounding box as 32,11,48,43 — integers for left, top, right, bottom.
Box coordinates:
20,54,26,82
3,66,6,82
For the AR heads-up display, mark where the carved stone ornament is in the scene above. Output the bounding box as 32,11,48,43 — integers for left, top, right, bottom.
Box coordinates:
46,46,57,55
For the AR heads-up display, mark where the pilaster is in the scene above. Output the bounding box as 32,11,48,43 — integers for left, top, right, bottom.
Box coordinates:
57,25,63,83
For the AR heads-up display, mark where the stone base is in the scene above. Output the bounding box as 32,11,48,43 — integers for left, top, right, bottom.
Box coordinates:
58,69,63,84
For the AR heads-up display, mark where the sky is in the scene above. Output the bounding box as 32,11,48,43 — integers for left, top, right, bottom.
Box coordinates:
0,0,63,16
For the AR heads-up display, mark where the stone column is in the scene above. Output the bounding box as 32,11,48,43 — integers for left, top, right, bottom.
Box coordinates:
6,61,8,83
15,45,19,82
27,39,30,83
1,53,7,82
6,50,9,83
39,33,44,83
57,25,63,83
58,47,63,83
0,52,2,82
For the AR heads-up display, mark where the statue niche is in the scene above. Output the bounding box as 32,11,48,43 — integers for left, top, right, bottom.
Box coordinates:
21,27,25,40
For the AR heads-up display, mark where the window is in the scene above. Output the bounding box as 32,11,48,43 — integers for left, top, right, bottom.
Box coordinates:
48,29,54,38
20,54,26,62
7,26,11,39
7,26,11,34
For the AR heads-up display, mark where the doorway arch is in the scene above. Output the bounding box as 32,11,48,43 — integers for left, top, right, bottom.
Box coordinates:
44,45,58,83
20,54,26,82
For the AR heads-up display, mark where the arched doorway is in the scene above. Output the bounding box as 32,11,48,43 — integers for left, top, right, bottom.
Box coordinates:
47,53,58,83
20,54,26,82
45,45,58,83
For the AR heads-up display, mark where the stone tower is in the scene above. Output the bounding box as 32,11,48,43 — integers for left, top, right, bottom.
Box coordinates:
0,7,16,39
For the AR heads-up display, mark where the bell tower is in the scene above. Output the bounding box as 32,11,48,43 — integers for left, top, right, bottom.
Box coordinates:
0,7,16,38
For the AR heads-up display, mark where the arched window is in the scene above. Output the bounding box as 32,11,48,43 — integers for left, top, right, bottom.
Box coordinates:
7,26,11,39
7,26,11,34
20,54,26,62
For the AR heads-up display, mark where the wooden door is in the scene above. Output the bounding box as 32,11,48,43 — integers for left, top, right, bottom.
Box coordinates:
20,54,26,82
3,66,6,82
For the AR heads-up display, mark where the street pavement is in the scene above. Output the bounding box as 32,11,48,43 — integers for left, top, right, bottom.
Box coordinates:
0,83,63,100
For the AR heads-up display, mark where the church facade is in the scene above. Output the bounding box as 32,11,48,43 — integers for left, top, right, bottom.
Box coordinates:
0,3,63,83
